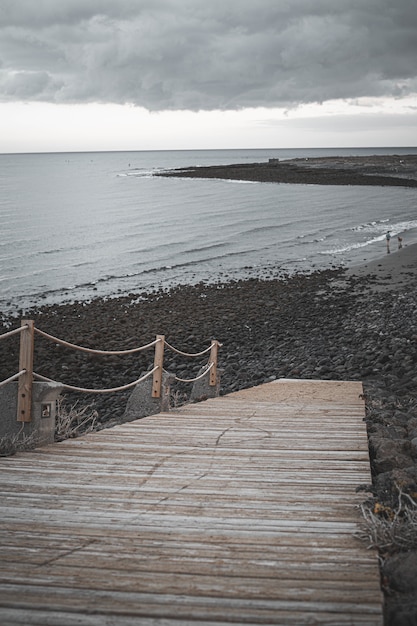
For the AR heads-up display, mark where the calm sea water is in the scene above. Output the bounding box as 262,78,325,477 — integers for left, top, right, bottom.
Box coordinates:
1,147,417,315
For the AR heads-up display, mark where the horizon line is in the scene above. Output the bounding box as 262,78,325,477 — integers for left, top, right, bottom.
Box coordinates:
1,145,417,157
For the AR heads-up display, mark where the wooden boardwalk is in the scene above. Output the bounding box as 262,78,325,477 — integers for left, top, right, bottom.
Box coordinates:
0,379,383,625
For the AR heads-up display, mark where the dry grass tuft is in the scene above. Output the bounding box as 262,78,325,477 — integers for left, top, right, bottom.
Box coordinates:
0,427,38,457
357,484,417,555
55,397,99,441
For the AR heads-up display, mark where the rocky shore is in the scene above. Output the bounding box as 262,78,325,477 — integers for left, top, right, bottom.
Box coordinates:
1,242,417,623
156,153,417,187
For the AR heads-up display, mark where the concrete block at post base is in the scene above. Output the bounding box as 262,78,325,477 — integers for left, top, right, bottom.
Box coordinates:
190,367,222,403
32,382,63,444
0,382,63,448
123,371,175,422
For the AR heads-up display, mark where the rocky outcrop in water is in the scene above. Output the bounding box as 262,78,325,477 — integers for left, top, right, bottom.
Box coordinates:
156,154,417,187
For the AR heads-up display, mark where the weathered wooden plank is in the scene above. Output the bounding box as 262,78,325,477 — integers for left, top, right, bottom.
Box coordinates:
0,493,367,515
0,484,371,504
0,554,378,585
0,525,376,555
0,582,383,611
0,583,383,624
0,569,382,604
0,607,382,626
21,430,368,450
0,543,378,571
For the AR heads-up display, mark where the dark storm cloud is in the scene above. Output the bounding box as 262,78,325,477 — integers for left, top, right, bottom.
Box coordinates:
0,0,416,110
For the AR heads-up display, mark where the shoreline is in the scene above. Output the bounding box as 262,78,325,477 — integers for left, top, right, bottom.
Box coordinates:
2,239,415,319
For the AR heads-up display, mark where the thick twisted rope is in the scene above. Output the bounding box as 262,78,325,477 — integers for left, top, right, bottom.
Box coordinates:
173,362,214,383
33,366,158,394
0,370,26,388
34,327,160,355
0,325,28,341
164,340,215,358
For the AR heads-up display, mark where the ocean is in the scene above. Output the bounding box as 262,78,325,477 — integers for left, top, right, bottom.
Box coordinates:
1,147,417,316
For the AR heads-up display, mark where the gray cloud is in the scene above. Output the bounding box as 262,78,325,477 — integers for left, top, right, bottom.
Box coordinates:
0,0,416,110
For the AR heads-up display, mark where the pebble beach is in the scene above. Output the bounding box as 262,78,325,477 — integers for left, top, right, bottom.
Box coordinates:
1,155,417,625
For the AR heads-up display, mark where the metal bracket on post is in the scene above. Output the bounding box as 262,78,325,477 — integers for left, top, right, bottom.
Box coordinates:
17,319,34,423
152,335,165,398
209,340,219,387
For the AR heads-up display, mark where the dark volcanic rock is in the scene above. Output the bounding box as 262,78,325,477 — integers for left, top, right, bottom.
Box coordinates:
383,551,417,593
156,156,417,187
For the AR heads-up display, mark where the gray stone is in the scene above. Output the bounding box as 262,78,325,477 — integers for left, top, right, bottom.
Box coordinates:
372,438,414,473
123,370,175,422
383,551,417,593
190,366,222,403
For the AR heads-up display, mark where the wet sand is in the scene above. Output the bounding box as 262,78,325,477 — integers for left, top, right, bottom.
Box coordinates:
346,240,417,291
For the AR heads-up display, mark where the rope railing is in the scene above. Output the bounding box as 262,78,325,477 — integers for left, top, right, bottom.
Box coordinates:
173,362,214,383
164,340,215,358
0,320,221,423
34,327,161,355
33,367,158,394
0,325,28,341
0,370,26,389
0,327,30,388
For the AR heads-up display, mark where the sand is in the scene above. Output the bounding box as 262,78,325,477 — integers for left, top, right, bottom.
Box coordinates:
346,241,417,291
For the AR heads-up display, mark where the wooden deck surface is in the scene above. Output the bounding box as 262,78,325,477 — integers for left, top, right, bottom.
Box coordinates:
0,379,383,625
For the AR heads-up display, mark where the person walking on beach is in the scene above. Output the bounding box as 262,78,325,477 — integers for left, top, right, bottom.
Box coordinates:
386,231,391,253
398,236,403,249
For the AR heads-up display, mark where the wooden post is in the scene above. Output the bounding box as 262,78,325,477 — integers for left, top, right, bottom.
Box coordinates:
152,335,165,398
17,319,35,423
209,340,219,387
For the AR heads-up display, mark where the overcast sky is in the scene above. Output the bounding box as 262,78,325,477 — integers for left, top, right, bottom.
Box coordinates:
1,0,417,153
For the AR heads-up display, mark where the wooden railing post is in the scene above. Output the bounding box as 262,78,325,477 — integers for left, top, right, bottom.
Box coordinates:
17,319,34,423
152,335,165,398
209,340,219,387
